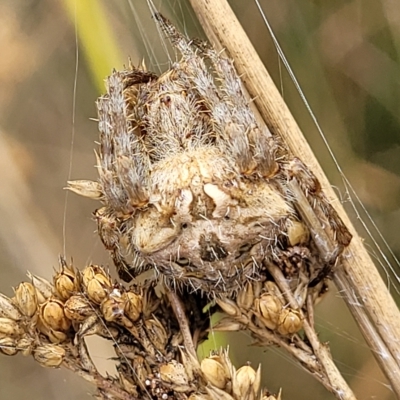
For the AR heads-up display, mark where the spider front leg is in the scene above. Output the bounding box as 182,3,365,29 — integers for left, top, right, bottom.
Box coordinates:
94,207,146,283
285,158,352,286
201,44,280,178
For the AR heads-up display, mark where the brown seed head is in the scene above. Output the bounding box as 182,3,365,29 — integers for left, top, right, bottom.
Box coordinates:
101,289,126,323
33,344,65,368
0,317,24,337
159,360,190,390
81,265,113,304
54,264,80,301
27,272,53,303
144,317,168,351
216,298,241,317
17,335,35,356
236,282,254,311
39,298,71,332
263,281,284,302
40,326,68,344
0,337,18,356
28,272,53,304
14,282,38,317
123,291,143,323
277,308,303,335
212,317,244,332
0,293,23,321
64,295,94,322
201,356,231,389
232,364,261,400
254,293,283,330
66,179,103,199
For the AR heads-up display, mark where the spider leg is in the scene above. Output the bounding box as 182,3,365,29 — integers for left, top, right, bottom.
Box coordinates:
285,158,352,286
155,13,278,177
94,207,146,282
203,46,280,177
97,70,150,214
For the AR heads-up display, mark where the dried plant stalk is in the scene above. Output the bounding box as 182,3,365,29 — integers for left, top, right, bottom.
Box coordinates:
187,0,400,395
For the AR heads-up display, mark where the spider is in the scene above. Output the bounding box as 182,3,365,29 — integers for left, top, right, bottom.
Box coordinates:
68,14,351,298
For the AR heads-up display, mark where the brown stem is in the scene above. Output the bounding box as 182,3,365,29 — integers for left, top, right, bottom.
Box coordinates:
166,289,198,362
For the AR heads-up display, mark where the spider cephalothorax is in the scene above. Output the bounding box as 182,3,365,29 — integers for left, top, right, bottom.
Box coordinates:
68,14,351,297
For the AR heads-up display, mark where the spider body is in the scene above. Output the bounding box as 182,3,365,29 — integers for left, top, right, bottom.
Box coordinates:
68,15,351,297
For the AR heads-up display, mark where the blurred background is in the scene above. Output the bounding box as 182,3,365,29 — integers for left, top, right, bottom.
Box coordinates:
0,0,399,399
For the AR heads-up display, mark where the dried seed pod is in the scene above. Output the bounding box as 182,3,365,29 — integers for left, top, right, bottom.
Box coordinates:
159,360,191,392
0,337,18,356
33,344,65,368
64,295,94,322
201,356,231,390
54,262,80,301
0,317,24,337
144,317,167,352
81,265,113,304
141,286,161,318
216,298,241,317
101,289,126,323
36,315,68,343
27,272,53,303
17,335,35,356
251,281,263,300
277,309,303,335
123,291,143,323
0,293,22,321
45,328,68,344
179,348,199,382
14,282,38,317
66,180,103,199
232,364,261,400
236,282,254,311
39,298,71,332
254,293,283,330
263,281,284,303
212,317,245,332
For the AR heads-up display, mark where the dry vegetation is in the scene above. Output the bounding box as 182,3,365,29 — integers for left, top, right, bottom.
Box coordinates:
0,1,399,399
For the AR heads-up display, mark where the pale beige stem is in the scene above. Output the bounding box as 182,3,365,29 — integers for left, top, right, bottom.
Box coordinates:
188,0,400,396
